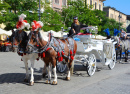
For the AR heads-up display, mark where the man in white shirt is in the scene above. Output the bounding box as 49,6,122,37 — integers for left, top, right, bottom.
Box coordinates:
120,29,127,39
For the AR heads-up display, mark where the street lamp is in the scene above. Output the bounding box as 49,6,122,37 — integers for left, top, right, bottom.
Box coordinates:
118,12,122,31
61,27,64,37
38,0,41,21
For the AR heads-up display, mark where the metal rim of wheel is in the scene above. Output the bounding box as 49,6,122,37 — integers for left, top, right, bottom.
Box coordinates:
56,60,67,73
108,54,116,69
86,54,96,76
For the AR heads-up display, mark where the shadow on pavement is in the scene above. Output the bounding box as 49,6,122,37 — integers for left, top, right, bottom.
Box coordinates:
0,73,43,84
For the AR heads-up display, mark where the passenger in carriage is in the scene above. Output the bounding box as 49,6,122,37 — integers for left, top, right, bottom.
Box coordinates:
120,29,128,39
68,16,88,37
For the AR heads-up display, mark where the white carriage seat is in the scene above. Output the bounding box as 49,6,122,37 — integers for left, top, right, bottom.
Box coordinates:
76,41,87,53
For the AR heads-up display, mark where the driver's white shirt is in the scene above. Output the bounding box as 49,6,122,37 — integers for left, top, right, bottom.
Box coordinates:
121,32,126,37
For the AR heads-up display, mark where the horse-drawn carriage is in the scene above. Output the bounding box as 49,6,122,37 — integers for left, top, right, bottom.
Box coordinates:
57,27,117,76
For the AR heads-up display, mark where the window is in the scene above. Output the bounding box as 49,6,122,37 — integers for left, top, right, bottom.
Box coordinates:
99,4,101,10
95,2,97,9
110,14,113,18
90,0,92,5
55,0,59,4
62,0,66,6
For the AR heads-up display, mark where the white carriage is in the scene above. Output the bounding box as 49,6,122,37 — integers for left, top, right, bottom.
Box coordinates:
56,27,117,76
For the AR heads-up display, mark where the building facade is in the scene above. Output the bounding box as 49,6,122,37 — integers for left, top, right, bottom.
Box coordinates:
46,0,67,11
103,6,127,28
85,0,105,11
126,15,130,33
47,0,105,11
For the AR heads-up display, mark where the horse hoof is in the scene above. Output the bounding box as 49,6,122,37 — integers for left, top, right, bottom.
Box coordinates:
24,79,29,83
29,81,34,86
65,77,70,81
42,73,46,78
45,80,51,84
52,81,57,85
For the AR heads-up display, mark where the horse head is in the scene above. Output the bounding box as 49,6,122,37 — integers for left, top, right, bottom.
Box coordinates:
9,30,28,52
27,30,40,53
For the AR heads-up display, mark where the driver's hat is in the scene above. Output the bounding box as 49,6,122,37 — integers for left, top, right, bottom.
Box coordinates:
73,16,78,20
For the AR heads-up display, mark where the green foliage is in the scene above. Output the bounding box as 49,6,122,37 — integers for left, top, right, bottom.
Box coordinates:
0,2,11,23
1,0,39,30
41,7,64,32
62,0,101,27
3,0,38,14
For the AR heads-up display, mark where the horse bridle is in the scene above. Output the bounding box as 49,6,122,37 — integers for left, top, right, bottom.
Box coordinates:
27,31,41,53
11,31,19,48
27,31,52,53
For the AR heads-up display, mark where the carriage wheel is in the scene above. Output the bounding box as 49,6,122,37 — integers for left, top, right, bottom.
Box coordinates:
108,54,116,69
56,60,67,73
86,54,96,76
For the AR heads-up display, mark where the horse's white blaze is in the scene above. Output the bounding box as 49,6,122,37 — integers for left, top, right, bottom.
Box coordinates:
53,66,57,82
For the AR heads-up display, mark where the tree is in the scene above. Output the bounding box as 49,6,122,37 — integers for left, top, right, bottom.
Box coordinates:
1,0,39,30
0,2,10,23
3,0,38,14
62,0,101,28
41,7,64,31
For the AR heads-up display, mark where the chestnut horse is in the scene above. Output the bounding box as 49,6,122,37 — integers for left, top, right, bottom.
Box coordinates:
27,31,77,85
10,30,47,86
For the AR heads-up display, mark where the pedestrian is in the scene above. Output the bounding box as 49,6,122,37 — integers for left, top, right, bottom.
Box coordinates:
120,29,127,39
68,16,88,37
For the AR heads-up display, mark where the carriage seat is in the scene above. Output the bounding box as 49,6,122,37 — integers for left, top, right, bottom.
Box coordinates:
74,38,87,52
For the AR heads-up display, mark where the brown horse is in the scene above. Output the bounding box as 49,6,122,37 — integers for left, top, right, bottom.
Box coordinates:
27,30,77,85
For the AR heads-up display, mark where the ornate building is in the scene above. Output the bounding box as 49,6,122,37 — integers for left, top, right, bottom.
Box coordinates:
85,0,105,11
103,6,127,28
46,0,105,11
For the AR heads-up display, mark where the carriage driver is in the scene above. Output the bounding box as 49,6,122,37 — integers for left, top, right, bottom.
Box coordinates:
68,16,88,37
120,29,128,39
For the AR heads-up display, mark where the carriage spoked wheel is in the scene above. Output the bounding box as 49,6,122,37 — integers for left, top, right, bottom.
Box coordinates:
56,60,67,73
86,54,96,76
108,54,116,69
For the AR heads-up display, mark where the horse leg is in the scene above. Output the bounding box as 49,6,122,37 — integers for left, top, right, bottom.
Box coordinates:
125,50,128,62
52,59,57,85
65,60,73,81
45,63,51,84
22,57,29,83
29,59,35,86
119,48,122,63
42,63,46,78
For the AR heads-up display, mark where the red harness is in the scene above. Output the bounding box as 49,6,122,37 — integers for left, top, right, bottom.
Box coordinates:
39,47,51,58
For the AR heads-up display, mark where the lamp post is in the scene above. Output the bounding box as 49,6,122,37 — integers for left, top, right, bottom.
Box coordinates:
61,27,64,37
38,0,41,21
118,12,122,31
